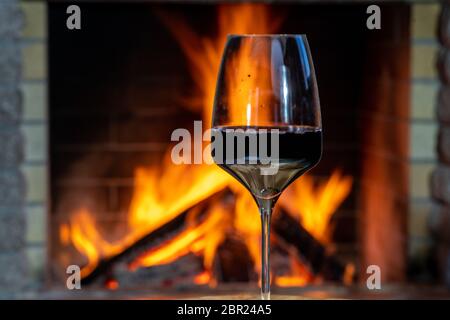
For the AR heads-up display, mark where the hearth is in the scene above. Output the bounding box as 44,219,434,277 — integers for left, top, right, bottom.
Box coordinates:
48,2,406,290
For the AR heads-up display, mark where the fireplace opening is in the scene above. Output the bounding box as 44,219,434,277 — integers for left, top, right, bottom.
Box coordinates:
48,3,410,292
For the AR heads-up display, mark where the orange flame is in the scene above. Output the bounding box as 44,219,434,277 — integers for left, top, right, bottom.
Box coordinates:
232,185,261,270
61,4,353,288
275,252,315,287
157,4,282,126
63,158,230,279
225,37,273,126
129,202,231,272
280,170,353,244
63,208,125,278
127,157,229,235
194,270,213,286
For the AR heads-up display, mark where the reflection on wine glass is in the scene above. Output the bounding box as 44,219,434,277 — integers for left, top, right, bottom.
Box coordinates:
211,34,322,299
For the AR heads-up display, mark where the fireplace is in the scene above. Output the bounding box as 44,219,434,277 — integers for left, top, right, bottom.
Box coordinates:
48,2,371,290
0,0,448,298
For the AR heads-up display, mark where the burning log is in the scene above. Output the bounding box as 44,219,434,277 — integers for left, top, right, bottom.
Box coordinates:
214,234,257,283
79,190,354,287
111,254,204,290
81,191,229,286
272,209,355,283
81,212,190,286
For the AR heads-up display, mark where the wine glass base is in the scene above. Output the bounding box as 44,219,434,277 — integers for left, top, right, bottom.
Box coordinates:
261,292,271,300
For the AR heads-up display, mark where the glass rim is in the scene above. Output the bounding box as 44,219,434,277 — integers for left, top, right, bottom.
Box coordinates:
227,33,307,39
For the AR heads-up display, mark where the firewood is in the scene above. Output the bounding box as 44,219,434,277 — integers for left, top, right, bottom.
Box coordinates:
81,190,229,286
214,234,257,283
272,208,355,283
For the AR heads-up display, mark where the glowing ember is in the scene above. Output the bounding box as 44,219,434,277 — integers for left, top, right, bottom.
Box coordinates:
105,278,119,290
275,252,316,287
194,271,214,286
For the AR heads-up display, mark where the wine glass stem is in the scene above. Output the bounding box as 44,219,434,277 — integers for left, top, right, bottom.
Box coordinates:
260,206,272,300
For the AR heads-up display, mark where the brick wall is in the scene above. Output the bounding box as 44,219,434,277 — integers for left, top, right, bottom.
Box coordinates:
0,0,26,294
20,0,48,286
408,3,439,278
357,2,443,282
432,0,450,285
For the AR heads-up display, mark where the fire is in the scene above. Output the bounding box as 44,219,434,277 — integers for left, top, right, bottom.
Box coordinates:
275,252,315,287
105,279,119,290
194,271,213,286
232,186,261,270
156,4,282,126
61,4,353,288
63,159,230,279
63,208,125,278
224,36,273,126
129,202,231,272
127,156,229,236
274,171,353,286
279,170,353,244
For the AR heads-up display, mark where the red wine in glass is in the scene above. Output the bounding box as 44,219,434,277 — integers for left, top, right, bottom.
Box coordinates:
211,35,322,299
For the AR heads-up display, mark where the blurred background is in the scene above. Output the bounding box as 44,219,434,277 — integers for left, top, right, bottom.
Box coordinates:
0,0,449,299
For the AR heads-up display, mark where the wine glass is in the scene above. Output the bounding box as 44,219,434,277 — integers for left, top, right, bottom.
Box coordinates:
211,34,322,300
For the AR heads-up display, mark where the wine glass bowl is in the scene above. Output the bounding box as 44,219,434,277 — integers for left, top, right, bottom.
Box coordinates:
211,34,322,299
212,34,321,128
